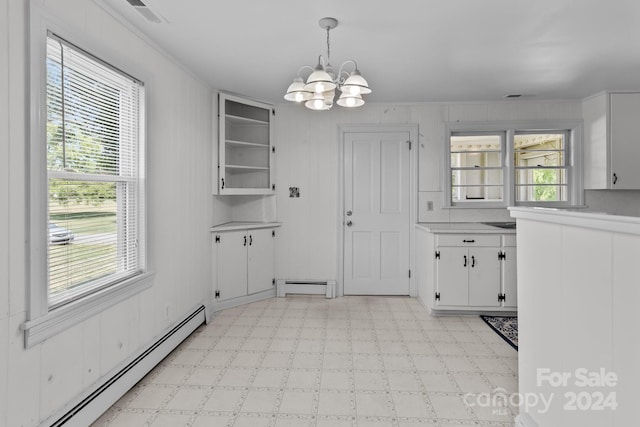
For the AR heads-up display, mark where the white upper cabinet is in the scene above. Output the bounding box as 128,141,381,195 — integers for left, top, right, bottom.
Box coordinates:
218,92,275,195
583,91,640,189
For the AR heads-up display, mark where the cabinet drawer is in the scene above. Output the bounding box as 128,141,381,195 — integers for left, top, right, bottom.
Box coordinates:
436,234,501,247
502,235,517,247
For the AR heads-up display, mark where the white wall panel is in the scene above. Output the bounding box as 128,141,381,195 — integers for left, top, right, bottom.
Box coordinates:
0,316,7,427
82,315,102,388
8,313,40,426
2,1,214,425
40,323,84,420
0,0,9,324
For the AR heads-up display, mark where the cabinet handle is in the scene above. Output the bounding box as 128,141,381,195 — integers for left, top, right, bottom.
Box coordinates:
463,239,475,243
243,235,247,246
471,255,476,268
613,173,618,185
249,235,253,246
221,177,225,189
463,255,467,267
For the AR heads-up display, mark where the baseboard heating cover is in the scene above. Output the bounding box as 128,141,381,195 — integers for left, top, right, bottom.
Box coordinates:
276,279,336,298
42,305,206,427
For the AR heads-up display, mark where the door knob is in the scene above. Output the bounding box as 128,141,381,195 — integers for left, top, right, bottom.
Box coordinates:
346,210,352,216
346,220,353,227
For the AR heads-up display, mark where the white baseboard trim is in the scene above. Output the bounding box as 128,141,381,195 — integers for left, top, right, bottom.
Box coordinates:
211,288,276,312
40,305,206,427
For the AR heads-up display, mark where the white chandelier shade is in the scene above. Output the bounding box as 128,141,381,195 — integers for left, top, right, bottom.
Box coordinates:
284,17,371,110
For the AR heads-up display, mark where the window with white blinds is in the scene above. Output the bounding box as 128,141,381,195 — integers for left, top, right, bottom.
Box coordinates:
46,33,145,308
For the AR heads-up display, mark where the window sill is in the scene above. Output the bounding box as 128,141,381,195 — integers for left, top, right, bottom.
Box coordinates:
20,272,154,349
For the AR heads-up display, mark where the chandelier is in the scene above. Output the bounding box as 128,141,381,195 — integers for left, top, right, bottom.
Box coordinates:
284,17,371,110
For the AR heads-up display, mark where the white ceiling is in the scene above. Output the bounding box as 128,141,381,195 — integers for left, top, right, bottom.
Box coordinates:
103,0,640,104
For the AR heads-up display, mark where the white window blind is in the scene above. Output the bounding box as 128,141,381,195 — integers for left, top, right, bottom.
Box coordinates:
46,33,145,309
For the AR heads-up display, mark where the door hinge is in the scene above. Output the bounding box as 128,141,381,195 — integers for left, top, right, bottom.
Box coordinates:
215,290,220,299
406,140,412,150
435,251,440,259
215,235,220,243
408,269,411,278
498,293,506,302
498,251,506,260
272,229,275,237
435,292,441,301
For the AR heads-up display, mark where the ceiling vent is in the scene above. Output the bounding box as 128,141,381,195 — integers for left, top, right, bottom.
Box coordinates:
125,0,164,23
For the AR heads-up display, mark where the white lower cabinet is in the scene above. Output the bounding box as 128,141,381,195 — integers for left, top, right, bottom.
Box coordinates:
417,227,516,313
213,227,276,303
501,235,517,308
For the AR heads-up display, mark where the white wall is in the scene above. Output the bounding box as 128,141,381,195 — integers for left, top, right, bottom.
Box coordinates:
273,100,583,283
585,190,640,216
0,1,214,425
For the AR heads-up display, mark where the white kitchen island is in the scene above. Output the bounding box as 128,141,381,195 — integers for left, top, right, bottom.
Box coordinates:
509,207,640,427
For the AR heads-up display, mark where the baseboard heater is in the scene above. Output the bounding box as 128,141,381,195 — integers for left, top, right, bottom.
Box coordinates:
276,279,336,298
43,305,206,427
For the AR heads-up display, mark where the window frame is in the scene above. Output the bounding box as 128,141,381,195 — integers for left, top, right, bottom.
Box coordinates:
444,120,583,209
449,130,507,207
513,130,571,205
25,9,152,348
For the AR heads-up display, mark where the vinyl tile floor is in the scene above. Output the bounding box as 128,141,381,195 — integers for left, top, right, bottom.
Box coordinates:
92,296,518,427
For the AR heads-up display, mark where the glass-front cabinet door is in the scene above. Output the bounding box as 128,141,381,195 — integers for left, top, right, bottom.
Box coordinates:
219,92,275,195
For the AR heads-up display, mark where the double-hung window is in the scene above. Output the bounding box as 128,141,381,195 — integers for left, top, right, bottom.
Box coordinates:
445,121,581,207
514,131,569,203
450,132,505,204
45,33,146,309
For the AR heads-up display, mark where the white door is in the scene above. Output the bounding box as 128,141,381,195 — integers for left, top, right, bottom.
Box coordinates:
247,228,275,295
436,247,469,306
217,231,248,301
468,248,501,307
502,246,517,308
344,131,411,295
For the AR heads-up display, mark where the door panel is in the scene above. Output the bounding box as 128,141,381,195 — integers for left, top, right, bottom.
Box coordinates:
436,247,469,306
247,228,274,294
380,231,401,279
503,247,517,308
468,248,501,307
352,231,373,279
218,231,247,301
380,140,403,213
344,131,410,295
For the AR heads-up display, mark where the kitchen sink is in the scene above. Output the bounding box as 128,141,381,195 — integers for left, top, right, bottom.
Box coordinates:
482,221,517,229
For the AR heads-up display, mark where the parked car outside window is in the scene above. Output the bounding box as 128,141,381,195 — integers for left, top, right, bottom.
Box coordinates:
49,222,74,244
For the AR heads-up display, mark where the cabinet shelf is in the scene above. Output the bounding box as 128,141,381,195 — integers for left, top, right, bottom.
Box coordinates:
226,113,269,126
218,93,275,194
226,140,269,149
225,165,270,172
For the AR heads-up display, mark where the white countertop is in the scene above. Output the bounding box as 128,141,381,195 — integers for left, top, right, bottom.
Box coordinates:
509,207,640,235
415,222,516,234
210,221,282,232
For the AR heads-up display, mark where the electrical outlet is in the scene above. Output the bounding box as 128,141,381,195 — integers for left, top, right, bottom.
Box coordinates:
426,201,433,211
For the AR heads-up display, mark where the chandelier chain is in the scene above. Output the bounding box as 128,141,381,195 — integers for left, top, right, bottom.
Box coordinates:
326,26,331,63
